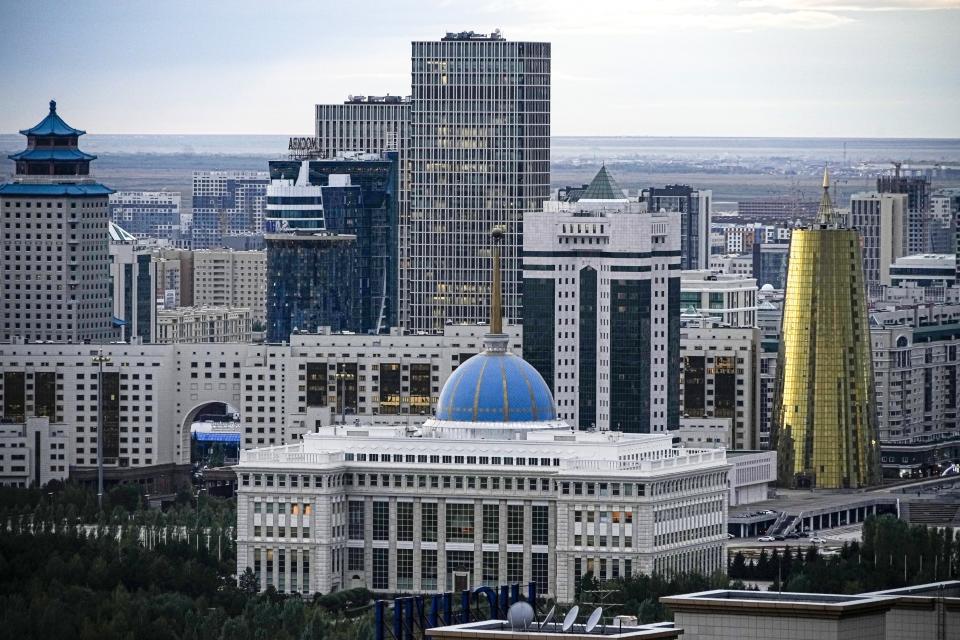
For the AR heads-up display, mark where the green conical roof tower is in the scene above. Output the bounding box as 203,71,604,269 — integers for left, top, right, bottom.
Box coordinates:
580,164,626,201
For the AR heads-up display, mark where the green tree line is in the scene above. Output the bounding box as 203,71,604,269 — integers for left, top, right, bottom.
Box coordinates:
729,515,959,593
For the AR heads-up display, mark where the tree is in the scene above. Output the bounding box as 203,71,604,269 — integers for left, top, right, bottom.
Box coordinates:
239,567,259,595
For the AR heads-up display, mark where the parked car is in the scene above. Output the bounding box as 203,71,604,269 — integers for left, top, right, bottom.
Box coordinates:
785,532,800,539
758,535,775,542
810,536,827,544
796,531,809,538
759,510,776,515
773,534,786,541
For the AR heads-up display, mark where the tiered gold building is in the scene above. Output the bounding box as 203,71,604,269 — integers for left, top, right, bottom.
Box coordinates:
772,169,881,489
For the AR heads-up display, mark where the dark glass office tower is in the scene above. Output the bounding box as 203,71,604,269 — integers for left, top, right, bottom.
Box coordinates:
641,185,712,270
265,154,398,342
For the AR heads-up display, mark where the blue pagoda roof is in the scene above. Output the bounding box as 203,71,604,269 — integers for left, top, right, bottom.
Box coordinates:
0,183,113,197
19,100,86,137
8,148,96,162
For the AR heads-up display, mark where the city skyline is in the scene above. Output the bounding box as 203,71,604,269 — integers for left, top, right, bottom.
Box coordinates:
1,0,958,138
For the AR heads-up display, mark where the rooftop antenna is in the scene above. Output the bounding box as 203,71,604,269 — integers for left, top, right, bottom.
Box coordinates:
539,605,556,630
585,607,603,633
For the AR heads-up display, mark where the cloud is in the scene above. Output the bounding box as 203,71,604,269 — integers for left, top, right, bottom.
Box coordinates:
738,0,960,10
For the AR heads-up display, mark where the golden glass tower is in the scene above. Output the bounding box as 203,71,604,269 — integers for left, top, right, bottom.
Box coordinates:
772,169,881,489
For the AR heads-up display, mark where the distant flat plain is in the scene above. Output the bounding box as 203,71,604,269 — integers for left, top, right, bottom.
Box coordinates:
3,134,959,208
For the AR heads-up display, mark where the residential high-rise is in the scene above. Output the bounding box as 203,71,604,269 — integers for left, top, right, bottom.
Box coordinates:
848,191,908,290
191,171,269,249
409,31,550,331
0,100,114,343
641,185,712,270
878,167,930,254
313,97,412,326
264,154,399,342
679,271,757,328
108,191,184,245
523,166,681,433
192,249,267,325
773,169,880,489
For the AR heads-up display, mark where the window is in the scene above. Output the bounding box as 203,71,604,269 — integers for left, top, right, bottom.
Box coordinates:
421,550,438,590
483,551,499,583
348,547,364,571
397,548,414,591
532,506,549,546
397,502,414,541
507,505,524,544
421,502,438,542
373,548,389,590
348,501,365,540
483,504,499,544
532,553,549,590
446,503,474,542
373,501,389,541
507,552,523,583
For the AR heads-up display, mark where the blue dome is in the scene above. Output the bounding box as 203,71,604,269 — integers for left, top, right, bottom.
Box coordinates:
436,351,556,423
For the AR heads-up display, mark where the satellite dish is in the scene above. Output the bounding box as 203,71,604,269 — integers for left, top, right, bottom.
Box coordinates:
507,601,535,631
585,607,603,633
562,605,579,632
541,605,556,629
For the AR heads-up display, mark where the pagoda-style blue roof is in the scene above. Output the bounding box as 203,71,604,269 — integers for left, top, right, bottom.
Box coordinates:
19,100,86,137
9,148,96,162
0,183,113,197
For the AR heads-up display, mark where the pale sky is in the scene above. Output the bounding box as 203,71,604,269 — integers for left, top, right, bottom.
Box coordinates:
1,0,959,137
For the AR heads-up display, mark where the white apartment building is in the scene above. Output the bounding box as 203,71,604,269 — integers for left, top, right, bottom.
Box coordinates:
0,102,115,344
680,271,757,328
193,249,267,324
235,320,729,599
0,325,514,488
848,191,908,288
0,417,69,487
191,171,269,249
679,318,760,450
708,254,753,277
522,167,681,433
108,190,183,242
155,306,252,344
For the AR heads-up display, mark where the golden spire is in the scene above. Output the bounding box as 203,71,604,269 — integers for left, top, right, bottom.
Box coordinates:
490,226,505,334
817,165,835,225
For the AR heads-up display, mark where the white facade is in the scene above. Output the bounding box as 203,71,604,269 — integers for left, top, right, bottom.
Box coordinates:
523,190,681,433
848,191,908,288
108,191,183,243
0,325,516,480
679,321,759,449
707,254,753,277
889,253,955,288
726,450,776,507
155,306,252,344
680,271,757,328
234,425,729,599
1,190,115,344
192,249,267,324
0,417,69,487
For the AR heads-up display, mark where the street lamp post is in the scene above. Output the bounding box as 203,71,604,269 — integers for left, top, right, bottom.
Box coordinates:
92,349,111,511
195,487,206,551
335,369,355,425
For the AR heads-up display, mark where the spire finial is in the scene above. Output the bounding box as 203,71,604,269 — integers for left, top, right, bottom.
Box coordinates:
49,99,57,114
490,226,505,335
817,165,836,225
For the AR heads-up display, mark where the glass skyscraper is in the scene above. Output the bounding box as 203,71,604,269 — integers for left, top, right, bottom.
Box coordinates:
773,169,881,489
408,31,550,331
265,154,398,342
